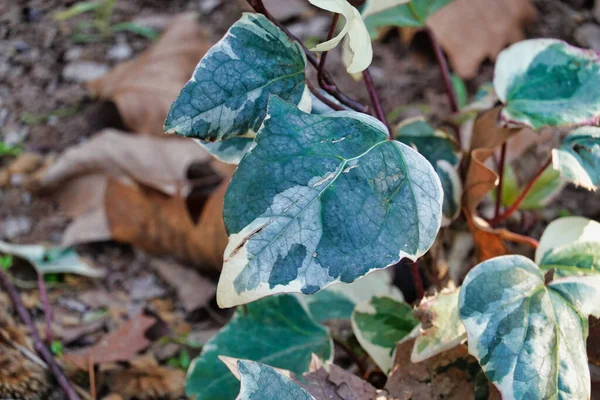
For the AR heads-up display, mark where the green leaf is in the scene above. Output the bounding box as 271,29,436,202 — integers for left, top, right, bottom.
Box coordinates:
111,22,159,40
351,295,419,373
165,13,310,142
451,74,468,109
363,0,453,36
552,127,600,190
0,241,105,278
395,117,461,225
0,142,22,157
497,164,565,210
536,217,600,277
300,270,403,323
412,289,466,362
224,358,314,400
0,255,13,271
218,98,443,307
459,255,600,400
494,39,600,129
186,295,332,400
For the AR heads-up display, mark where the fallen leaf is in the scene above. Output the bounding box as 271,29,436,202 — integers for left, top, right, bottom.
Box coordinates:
112,355,185,400
0,241,105,278
0,345,50,400
303,355,379,400
88,13,210,134
385,339,487,400
428,0,537,78
65,314,156,369
151,259,216,312
35,129,229,271
462,107,538,260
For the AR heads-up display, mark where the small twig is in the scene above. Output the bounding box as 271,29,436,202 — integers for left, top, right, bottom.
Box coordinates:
88,355,96,400
490,156,552,226
0,269,81,400
410,261,425,301
245,0,368,113
494,143,508,220
362,69,392,138
425,27,461,147
306,79,345,111
38,274,53,343
332,336,366,376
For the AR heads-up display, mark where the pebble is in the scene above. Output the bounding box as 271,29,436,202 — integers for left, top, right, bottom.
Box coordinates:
107,41,132,61
0,216,32,240
62,61,109,82
574,23,600,52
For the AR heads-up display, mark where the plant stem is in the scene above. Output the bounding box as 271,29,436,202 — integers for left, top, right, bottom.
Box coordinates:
245,0,368,113
425,27,461,147
306,79,345,111
410,261,425,301
494,143,507,220
318,13,340,88
0,269,81,400
490,156,553,226
38,274,53,343
362,69,392,139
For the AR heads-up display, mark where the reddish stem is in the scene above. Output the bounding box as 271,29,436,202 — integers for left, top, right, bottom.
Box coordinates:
425,27,461,147
494,143,507,219
410,261,425,301
362,69,392,139
0,269,81,400
38,274,53,343
490,156,553,226
306,79,345,111
318,13,340,88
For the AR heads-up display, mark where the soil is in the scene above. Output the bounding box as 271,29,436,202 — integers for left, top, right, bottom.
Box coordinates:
1,0,600,398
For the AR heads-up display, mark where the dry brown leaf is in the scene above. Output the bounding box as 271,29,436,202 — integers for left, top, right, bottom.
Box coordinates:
151,259,216,312
589,317,600,366
65,314,156,369
462,108,539,260
428,0,537,78
304,355,379,400
385,339,484,400
88,13,210,134
0,346,50,400
35,129,229,271
112,355,185,400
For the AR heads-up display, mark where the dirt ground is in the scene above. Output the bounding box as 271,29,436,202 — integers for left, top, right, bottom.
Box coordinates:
1,0,600,398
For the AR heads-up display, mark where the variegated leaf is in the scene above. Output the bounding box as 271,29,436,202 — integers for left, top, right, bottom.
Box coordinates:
459,255,600,399
536,217,600,277
494,39,600,129
395,117,461,225
196,138,255,165
363,0,453,37
351,295,419,373
225,359,314,400
186,295,332,400
412,289,466,362
218,97,443,307
165,13,310,142
552,127,600,190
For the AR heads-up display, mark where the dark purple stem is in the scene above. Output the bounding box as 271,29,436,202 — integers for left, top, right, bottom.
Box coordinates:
0,269,81,400
318,13,340,88
410,261,425,301
306,79,345,111
494,143,507,220
425,27,461,147
362,69,392,139
37,274,53,343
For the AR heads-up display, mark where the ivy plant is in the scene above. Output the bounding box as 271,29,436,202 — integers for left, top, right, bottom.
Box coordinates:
165,0,600,399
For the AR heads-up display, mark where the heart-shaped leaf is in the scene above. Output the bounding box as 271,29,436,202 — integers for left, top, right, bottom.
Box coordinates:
459,255,600,399
412,289,466,362
165,13,310,142
351,295,418,373
363,0,453,36
496,164,565,210
494,39,600,129
536,217,600,277
225,359,314,400
218,97,443,307
186,295,332,400
395,117,461,225
197,137,255,165
552,127,600,190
